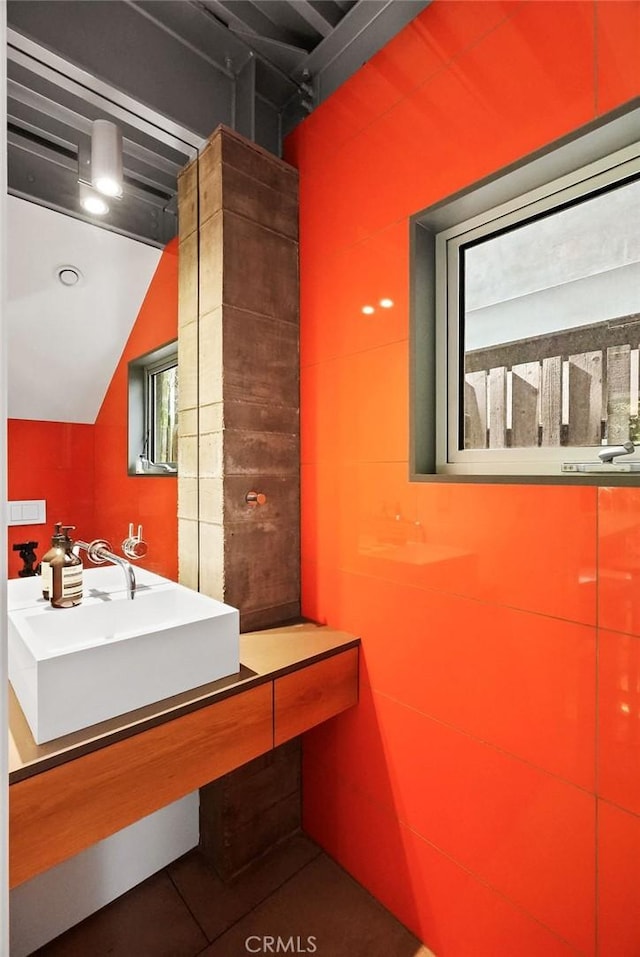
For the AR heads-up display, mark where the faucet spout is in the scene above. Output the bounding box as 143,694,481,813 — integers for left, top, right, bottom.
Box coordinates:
75,539,136,599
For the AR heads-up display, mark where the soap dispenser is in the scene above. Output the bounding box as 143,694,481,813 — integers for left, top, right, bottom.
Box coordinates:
40,522,65,600
50,525,83,609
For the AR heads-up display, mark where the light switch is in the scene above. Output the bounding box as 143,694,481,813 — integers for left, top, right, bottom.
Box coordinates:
7,500,47,527
9,503,23,524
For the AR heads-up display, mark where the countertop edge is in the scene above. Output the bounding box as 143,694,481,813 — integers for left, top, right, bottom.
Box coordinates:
9,628,360,784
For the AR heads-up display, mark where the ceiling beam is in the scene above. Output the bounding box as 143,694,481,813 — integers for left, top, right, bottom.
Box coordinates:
290,1,333,39
7,32,203,157
293,0,432,100
7,1,232,142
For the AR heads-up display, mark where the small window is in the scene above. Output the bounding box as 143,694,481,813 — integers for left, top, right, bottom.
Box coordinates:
128,341,178,475
411,105,640,479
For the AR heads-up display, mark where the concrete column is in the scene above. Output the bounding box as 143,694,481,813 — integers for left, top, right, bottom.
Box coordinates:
177,125,300,631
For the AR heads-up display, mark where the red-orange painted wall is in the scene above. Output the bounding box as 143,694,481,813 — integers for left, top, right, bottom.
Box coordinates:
7,239,178,581
93,238,178,580
7,420,95,578
285,3,640,955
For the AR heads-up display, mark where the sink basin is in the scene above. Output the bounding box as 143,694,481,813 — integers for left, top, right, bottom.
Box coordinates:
8,571,240,743
7,566,171,612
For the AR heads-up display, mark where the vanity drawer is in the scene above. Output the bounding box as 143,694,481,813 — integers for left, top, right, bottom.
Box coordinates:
9,681,273,888
273,648,359,746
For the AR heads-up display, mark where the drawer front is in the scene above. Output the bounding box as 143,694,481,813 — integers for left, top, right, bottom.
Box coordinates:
274,648,359,746
10,682,273,888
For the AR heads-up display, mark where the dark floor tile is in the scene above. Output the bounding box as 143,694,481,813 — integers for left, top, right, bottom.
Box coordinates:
31,871,208,957
198,854,434,957
168,832,321,941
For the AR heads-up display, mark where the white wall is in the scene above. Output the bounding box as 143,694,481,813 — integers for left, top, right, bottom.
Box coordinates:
7,198,161,424
464,175,640,351
465,176,640,310
465,260,640,351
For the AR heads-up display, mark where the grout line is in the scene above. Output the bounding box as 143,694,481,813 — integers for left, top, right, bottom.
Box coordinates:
368,684,597,798
399,819,588,957
319,761,588,957
194,938,217,957
590,622,640,642
294,1,525,190
199,847,324,947
300,335,409,370
165,864,212,947
313,564,598,634
596,793,640,821
312,843,429,949
168,836,323,949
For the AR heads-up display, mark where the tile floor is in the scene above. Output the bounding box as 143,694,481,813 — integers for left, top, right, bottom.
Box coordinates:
32,832,433,957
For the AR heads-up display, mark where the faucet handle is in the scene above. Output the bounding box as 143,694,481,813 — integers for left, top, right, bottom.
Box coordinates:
124,539,148,560
85,539,113,564
122,523,148,560
246,491,267,507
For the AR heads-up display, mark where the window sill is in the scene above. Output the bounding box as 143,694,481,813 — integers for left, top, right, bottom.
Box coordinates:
127,467,178,478
410,469,640,486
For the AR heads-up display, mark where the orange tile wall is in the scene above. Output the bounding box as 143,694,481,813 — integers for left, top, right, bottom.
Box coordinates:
7,239,178,581
7,420,95,578
285,3,640,955
93,239,178,580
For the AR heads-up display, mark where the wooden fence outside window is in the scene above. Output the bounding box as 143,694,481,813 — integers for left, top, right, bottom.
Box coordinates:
464,313,640,449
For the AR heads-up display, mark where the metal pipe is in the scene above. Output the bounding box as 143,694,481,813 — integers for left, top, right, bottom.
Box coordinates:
75,539,136,599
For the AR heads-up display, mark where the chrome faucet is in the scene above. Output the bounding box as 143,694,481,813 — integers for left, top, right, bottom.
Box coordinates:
75,538,136,599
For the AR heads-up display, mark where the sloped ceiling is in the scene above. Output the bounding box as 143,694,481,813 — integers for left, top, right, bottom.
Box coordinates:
5,0,430,422
7,197,162,423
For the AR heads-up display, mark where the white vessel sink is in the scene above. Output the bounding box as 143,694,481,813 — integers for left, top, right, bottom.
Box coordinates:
7,566,171,612
8,570,240,743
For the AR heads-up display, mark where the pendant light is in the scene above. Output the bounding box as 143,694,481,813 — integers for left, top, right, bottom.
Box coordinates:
90,119,123,198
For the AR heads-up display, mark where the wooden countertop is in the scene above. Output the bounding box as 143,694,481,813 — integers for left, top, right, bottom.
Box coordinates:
9,623,359,784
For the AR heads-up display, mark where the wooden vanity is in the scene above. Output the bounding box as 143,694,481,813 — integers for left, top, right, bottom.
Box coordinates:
9,623,359,888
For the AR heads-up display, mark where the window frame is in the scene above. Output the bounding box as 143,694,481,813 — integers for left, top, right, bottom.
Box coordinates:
410,100,640,483
127,339,178,477
144,352,178,467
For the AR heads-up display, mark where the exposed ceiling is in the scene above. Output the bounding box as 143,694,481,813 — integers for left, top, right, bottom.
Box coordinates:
6,0,430,245
7,196,162,423
5,0,430,423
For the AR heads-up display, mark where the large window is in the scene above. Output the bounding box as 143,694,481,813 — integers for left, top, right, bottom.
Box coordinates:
128,341,178,475
411,106,640,479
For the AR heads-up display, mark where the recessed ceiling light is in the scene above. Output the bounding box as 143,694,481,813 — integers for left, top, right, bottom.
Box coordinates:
56,265,83,287
81,195,109,215
362,305,375,315
379,298,394,308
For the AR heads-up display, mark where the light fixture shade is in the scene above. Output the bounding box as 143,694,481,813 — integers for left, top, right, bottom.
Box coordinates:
91,119,123,198
79,182,109,215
